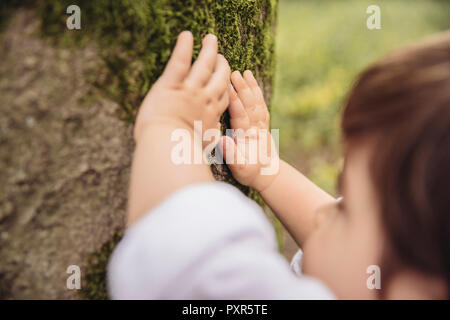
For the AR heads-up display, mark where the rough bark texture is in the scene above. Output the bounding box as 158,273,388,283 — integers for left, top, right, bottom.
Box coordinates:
0,11,133,299
0,0,278,299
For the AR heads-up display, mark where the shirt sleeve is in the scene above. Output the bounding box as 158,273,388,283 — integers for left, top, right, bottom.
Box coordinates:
107,181,334,299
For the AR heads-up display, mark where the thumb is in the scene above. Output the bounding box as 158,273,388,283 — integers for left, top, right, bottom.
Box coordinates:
219,135,246,169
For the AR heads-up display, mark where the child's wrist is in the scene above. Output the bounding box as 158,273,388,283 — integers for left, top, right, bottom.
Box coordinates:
251,158,283,193
134,116,194,143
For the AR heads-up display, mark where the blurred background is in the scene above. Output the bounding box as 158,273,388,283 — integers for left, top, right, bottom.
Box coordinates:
1,0,449,298
273,0,450,258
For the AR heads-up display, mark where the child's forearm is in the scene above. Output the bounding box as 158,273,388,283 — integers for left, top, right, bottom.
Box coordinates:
127,121,214,227
221,70,335,247
260,159,335,247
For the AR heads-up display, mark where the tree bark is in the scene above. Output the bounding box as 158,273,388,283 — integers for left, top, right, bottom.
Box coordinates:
0,0,278,299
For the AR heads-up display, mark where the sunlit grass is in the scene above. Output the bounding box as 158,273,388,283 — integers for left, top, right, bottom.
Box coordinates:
272,0,450,196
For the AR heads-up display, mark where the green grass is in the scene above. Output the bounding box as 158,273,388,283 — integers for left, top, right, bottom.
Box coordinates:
272,0,450,196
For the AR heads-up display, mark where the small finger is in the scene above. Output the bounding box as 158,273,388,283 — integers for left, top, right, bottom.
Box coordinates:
243,70,266,106
228,84,247,119
185,34,218,87
217,89,230,115
205,54,230,98
231,71,257,111
160,31,193,84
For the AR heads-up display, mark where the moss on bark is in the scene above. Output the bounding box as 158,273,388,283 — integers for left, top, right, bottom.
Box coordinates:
80,231,122,300
37,0,277,118
36,0,278,193
1,0,278,299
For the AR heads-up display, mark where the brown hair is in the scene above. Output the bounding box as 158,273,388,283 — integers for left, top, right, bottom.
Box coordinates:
341,31,450,298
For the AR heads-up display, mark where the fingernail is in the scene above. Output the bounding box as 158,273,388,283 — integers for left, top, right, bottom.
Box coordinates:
203,34,217,44
244,70,254,78
180,30,192,38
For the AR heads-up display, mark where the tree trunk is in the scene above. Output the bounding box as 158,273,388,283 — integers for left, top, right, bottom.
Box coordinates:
0,0,278,299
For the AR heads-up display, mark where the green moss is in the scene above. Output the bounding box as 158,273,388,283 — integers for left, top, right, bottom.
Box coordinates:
2,0,279,298
80,231,122,300
35,0,278,197
36,0,278,123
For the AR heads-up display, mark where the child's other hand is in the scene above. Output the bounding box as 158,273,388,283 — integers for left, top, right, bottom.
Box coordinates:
219,71,279,192
134,31,230,142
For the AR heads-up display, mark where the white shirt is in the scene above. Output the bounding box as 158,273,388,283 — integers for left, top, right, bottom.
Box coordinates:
107,182,335,299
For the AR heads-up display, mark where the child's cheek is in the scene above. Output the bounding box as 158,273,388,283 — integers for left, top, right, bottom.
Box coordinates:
301,225,332,277
301,221,347,293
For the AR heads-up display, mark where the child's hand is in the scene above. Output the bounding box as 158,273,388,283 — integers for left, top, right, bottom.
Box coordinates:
220,70,279,192
134,31,230,142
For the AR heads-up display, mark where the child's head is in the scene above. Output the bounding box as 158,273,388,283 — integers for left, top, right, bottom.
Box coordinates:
302,31,450,299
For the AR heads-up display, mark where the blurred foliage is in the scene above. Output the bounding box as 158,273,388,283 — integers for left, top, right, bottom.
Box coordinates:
272,0,450,196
